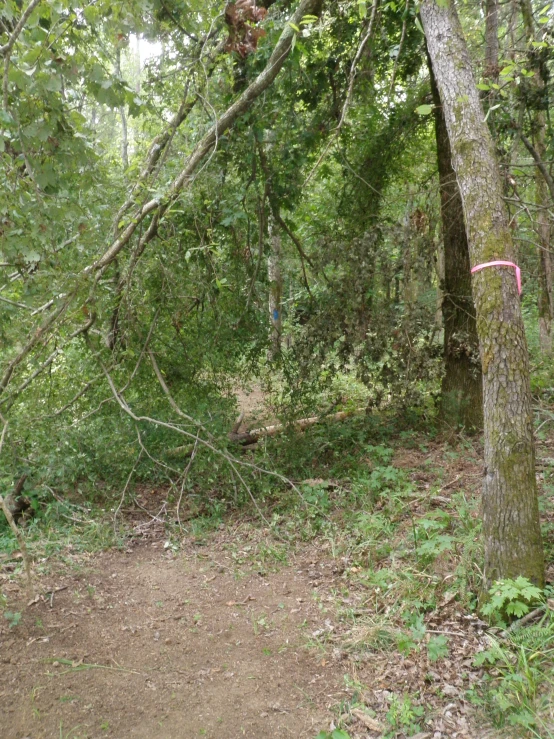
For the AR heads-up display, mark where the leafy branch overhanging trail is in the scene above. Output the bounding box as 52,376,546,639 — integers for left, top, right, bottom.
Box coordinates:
92,0,322,272
0,0,322,406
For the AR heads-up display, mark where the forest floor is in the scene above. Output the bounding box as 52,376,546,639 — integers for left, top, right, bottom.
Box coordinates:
1,398,554,738
1,517,492,739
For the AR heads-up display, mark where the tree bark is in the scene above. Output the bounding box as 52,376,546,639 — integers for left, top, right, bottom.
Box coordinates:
428,55,482,430
421,0,544,587
484,0,499,81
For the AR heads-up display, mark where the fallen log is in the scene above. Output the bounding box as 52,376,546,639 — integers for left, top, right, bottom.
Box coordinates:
166,407,364,457
229,408,363,445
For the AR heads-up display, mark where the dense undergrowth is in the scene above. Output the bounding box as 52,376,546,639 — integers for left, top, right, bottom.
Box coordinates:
2,400,554,738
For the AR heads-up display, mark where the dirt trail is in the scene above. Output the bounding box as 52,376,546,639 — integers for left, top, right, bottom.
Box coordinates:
1,538,345,739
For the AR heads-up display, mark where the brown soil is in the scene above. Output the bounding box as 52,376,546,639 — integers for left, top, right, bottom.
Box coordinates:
4,432,551,739
0,524,494,739
1,537,347,739
234,385,277,430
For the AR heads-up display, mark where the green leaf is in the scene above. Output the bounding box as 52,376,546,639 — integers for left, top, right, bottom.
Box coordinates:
428,634,449,662
397,634,416,654
358,0,367,18
506,601,529,618
476,83,490,90
44,75,62,92
0,109,15,127
415,16,424,34
415,104,432,115
410,614,426,641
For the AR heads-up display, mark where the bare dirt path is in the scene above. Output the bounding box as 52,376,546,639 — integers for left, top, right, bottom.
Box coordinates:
1,434,522,739
1,535,345,739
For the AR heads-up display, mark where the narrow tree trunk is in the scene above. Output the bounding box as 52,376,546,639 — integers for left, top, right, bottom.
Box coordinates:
421,0,544,587
484,0,499,81
115,47,129,170
483,0,499,129
536,129,553,354
435,232,444,328
428,56,482,430
520,0,553,354
268,216,282,359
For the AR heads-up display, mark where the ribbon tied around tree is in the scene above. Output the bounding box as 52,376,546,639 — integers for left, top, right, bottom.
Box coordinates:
471,260,522,295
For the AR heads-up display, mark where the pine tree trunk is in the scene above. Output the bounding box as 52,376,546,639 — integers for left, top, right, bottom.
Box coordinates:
428,57,482,430
421,0,544,587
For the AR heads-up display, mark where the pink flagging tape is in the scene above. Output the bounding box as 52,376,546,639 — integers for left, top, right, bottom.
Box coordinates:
471,260,522,295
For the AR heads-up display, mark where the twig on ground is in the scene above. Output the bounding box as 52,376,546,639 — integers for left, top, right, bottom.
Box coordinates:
501,605,547,637
177,433,200,529
113,448,144,534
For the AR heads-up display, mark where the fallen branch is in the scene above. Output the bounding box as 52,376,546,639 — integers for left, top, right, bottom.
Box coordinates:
229,408,364,445
169,407,365,455
500,605,548,638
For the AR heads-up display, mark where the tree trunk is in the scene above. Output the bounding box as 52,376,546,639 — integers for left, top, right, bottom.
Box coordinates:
268,216,282,359
483,0,499,129
484,0,499,81
115,47,129,170
421,0,544,588
428,55,482,430
536,133,553,355
520,0,553,355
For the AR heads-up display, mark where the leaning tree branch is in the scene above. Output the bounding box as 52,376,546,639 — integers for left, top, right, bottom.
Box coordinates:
304,0,380,187
0,0,320,403
0,314,95,411
113,35,227,230
92,0,321,272
0,0,42,56
0,297,72,396
1,0,43,111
